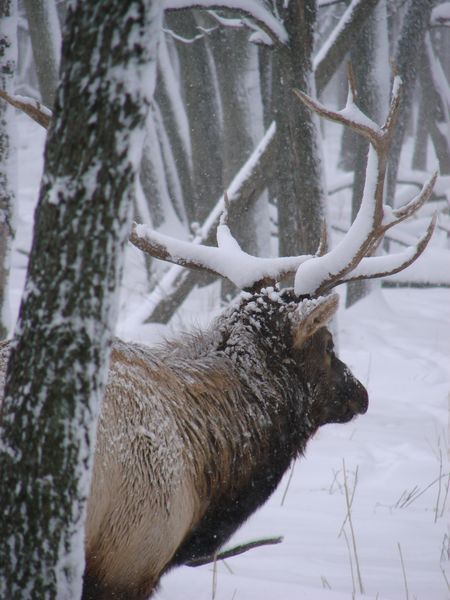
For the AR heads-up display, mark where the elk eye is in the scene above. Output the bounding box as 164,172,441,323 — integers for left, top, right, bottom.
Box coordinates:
326,340,334,354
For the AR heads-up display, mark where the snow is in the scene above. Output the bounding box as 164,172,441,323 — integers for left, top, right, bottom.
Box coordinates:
154,287,449,600
314,0,367,73
431,2,450,25
164,0,288,44
6,70,450,600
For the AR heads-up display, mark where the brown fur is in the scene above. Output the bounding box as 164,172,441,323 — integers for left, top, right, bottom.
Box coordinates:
0,292,368,600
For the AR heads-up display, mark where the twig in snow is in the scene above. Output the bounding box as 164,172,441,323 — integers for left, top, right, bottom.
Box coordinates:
435,441,444,523
186,536,283,567
440,474,450,518
398,542,409,600
441,565,450,592
394,472,450,509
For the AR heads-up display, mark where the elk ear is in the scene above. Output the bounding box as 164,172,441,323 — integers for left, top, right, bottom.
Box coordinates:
292,294,339,349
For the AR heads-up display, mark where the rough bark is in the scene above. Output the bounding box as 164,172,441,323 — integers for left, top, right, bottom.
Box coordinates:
0,1,162,597
0,0,17,340
273,0,326,259
22,0,61,108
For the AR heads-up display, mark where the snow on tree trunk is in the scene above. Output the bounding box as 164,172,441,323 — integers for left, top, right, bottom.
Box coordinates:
207,17,268,297
0,1,162,597
0,0,17,341
417,35,450,175
386,0,437,204
273,0,326,258
165,10,223,225
314,0,380,96
22,0,61,108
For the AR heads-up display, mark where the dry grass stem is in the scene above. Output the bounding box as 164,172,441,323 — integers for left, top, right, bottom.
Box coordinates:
338,465,359,537
212,553,218,600
281,460,296,506
441,566,450,592
343,529,356,599
398,542,409,600
435,443,444,523
342,459,364,595
440,474,450,517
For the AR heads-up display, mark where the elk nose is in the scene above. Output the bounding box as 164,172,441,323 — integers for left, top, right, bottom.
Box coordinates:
353,382,369,415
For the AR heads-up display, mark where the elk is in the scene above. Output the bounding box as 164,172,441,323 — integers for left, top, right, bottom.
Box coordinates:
0,76,436,600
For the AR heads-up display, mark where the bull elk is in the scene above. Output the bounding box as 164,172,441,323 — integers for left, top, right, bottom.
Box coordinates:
0,76,436,600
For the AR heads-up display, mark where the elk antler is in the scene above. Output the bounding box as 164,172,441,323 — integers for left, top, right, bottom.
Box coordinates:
2,75,436,297
292,75,437,296
132,75,436,295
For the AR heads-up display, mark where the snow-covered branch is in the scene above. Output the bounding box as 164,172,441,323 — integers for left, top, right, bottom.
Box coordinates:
164,0,288,45
0,90,51,129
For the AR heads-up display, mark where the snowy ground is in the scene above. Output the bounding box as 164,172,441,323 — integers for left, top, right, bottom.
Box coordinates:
9,113,450,600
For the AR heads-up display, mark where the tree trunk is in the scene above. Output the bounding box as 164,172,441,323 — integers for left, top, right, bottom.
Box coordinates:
411,81,429,171
22,0,61,108
314,0,380,96
386,0,436,204
0,1,162,597
207,18,267,297
165,10,223,225
273,0,326,260
0,0,17,340
418,35,450,175
346,0,388,307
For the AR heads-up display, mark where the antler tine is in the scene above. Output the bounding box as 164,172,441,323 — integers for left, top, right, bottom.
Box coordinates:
337,213,438,287
387,171,438,228
293,74,435,297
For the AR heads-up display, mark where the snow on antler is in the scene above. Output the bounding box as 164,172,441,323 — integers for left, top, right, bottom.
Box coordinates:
130,221,312,291
292,76,437,297
1,64,437,299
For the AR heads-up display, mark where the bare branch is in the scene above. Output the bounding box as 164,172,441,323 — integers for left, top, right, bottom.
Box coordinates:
186,536,283,567
164,0,288,46
0,90,51,129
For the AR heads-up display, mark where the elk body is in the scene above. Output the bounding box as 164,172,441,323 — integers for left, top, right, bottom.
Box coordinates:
72,291,365,599
0,76,437,600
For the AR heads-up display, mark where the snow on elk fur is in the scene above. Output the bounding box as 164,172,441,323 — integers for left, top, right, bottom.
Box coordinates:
81,291,367,599
0,77,437,600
